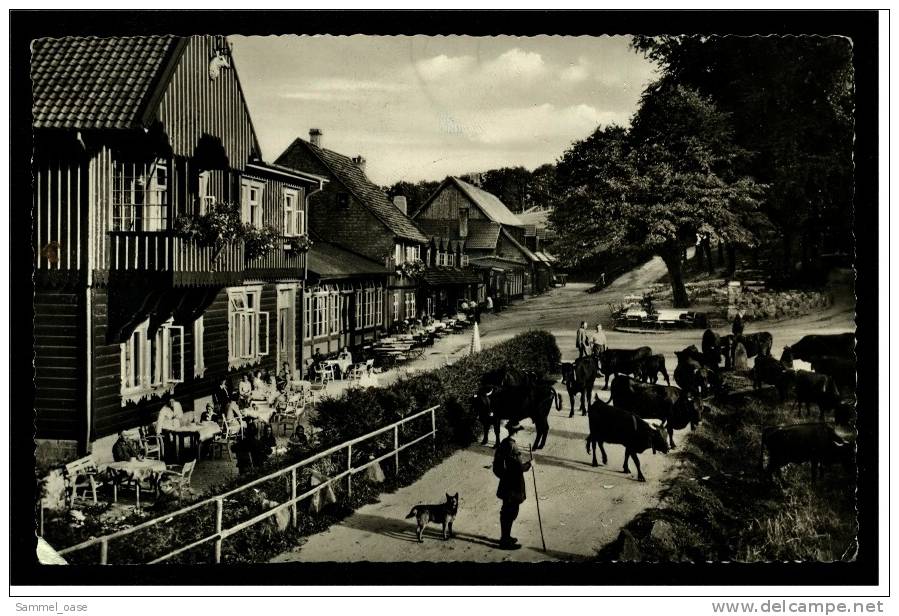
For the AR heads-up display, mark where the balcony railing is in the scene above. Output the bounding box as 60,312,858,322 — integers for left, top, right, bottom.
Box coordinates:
245,236,306,279
108,232,244,285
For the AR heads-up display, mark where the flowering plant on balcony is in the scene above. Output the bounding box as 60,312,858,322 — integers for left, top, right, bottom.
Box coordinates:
173,201,242,253
284,235,314,252
397,258,427,278
243,224,281,261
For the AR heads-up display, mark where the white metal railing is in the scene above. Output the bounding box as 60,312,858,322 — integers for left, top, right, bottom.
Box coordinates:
54,406,438,565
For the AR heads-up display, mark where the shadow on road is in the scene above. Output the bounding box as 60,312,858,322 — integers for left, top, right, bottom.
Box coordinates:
335,511,500,549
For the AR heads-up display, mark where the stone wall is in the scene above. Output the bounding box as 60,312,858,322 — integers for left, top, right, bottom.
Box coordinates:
730,286,832,320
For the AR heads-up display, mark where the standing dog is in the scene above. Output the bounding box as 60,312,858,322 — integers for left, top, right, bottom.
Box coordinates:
405,493,459,542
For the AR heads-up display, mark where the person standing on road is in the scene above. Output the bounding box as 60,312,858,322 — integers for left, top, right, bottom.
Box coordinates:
485,295,494,315
576,321,588,358
492,423,532,550
591,324,608,356
732,311,744,337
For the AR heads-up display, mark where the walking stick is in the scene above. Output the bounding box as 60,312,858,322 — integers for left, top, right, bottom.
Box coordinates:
528,445,547,552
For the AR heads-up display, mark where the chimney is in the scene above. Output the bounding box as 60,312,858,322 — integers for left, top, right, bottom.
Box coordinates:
352,155,367,173
309,128,322,147
393,195,408,215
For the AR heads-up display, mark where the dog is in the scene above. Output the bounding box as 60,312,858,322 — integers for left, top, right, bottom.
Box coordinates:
405,493,459,542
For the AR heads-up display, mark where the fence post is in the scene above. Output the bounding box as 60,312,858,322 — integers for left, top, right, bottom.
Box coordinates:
214,497,223,564
347,444,353,498
394,425,400,475
291,467,298,527
431,408,437,453
100,538,108,565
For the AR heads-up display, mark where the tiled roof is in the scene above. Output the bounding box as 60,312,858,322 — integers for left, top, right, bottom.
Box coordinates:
307,240,390,280
420,268,483,286
469,256,527,271
415,218,501,251
31,35,181,129
516,207,551,227
450,177,524,227
279,139,428,244
500,227,540,263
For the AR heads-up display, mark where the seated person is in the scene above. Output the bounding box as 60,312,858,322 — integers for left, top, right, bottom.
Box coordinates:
154,398,177,434
223,395,246,433
254,423,277,465
112,430,143,461
200,402,221,424
277,362,292,391
237,374,253,405
170,399,185,426
287,424,310,451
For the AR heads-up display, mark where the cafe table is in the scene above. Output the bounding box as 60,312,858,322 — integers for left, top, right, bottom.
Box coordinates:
105,458,167,507
164,421,222,463
244,403,276,424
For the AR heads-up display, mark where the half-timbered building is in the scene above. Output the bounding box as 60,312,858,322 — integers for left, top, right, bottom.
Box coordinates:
32,35,322,461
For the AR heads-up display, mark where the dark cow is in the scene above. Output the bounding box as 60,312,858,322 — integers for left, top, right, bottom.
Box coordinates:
585,397,669,482
609,375,700,448
731,332,774,365
752,355,793,400
784,333,855,363
636,354,670,385
560,356,599,418
791,370,842,419
761,423,852,481
701,329,734,369
809,355,856,393
473,376,560,450
674,346,711,396
597,346,652,390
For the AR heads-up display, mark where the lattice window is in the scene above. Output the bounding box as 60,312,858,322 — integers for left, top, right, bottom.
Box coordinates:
112,158,169,231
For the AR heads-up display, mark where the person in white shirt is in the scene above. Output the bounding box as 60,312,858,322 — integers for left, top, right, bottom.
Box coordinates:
154,398,177,434
591,324,608,355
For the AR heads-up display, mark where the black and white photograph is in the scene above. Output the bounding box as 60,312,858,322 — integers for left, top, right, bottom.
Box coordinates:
11,9,883,593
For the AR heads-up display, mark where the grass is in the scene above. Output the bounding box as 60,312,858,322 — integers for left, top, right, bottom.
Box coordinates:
597,371,857,562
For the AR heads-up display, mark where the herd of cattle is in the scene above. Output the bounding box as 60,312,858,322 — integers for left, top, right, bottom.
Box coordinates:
472,331,856,484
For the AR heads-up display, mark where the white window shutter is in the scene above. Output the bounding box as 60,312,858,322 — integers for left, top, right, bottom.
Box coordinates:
258,311,270,356
168,325,185,383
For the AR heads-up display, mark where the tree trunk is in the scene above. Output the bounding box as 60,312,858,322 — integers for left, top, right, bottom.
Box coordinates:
661,250,690,308
701,238,714,274
725,243,737,278
717,241,725,266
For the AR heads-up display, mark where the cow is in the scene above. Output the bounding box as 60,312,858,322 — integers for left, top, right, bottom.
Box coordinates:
783,333,855,363
560,356,599,418
791,370,842,419
472,374,560,450
597,346,653,390
701,329,734,369
674,346,711,396
585,397,669,482
609,375,701,448
731,332,774,365
636,354,670,385
809,355,856,393
761,423,853,481
752,354,793,400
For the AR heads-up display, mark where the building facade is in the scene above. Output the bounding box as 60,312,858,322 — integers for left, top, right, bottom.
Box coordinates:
32,35,321,460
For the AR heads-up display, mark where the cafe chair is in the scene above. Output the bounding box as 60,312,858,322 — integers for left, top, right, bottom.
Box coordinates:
161,459,197,501
139,426,165,460
63,456,103,507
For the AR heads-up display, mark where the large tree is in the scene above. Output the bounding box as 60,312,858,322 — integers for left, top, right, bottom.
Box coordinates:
550,85,766,307
631,36,854,278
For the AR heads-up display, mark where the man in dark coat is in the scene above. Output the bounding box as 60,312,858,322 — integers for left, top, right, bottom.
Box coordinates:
732,312,744,337
492,423,532,550
576,321,588,358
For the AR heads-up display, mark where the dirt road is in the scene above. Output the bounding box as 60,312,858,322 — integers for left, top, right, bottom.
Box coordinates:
272,258,855,563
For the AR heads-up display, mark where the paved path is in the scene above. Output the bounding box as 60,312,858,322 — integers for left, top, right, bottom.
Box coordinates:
272,259,855,563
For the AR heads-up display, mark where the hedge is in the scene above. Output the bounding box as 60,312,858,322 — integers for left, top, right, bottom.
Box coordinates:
45,330,561,564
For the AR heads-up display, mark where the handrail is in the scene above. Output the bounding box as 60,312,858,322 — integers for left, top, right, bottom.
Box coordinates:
56,405,438,564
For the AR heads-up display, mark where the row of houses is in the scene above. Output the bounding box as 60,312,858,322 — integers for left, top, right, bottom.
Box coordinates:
31,35,557,461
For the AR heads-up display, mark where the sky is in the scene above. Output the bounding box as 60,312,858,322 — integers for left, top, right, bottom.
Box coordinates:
230,35,658,186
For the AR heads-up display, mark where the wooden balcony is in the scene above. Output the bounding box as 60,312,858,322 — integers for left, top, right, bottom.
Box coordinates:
107,231,244,287
245,237,306,281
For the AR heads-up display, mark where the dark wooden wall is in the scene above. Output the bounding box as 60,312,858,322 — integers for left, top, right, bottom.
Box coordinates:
34,288,85,441
417,183,486,223
33,152,88,273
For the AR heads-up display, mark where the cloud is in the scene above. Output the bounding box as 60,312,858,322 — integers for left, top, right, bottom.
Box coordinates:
456,103,629,146
560,57,590,83
481,48,546,81
280,77,409,101
414,54,475,81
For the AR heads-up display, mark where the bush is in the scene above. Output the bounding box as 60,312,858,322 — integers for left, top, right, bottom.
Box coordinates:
45,330,561,564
